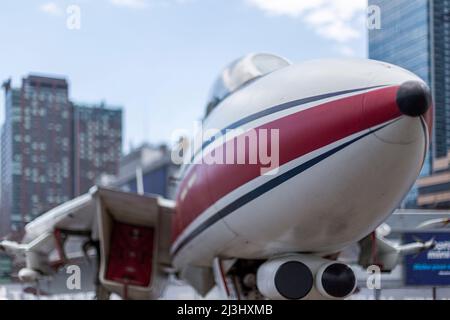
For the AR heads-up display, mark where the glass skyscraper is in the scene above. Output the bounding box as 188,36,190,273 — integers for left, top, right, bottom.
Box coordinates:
433,0,450,159
369,0,450,206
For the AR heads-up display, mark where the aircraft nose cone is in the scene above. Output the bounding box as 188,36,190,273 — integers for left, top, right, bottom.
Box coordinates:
396,81,431,117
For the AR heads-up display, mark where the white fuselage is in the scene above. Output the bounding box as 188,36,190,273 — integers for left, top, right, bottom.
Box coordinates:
171,59,430,272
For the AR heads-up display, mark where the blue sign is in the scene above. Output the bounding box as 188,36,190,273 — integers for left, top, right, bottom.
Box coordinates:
404,232,450,286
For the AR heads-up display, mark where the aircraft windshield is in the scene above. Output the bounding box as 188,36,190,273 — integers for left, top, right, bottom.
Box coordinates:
205,53,291,117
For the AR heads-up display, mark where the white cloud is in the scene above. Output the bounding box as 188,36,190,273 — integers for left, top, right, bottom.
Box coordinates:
109,0,149,9
39,2,64,16
246,0,367,43
336,45,356,57
246,0,324,17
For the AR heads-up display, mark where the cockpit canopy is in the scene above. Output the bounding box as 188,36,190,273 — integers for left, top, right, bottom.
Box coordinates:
205,53,291,117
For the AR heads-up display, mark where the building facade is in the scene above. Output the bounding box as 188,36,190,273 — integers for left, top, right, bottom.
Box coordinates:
432,0,450,159
416,152,450,208
369,0,450,206
73,103,122,196
1,75,122,235
369,0,450,160
1,76,73,233
101,144,178,200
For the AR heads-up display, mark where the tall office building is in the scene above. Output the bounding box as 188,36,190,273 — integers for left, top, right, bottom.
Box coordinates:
369,0,450,206
73,103,122,196
0,75,122,234
433,1,450,158
369,0,450,164
0,76,73,234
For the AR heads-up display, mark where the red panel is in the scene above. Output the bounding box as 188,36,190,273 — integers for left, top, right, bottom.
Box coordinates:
106,221,154,287
363,85,401,128
172,86,403,243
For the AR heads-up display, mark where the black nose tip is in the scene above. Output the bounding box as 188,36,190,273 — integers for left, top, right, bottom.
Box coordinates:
396,81,432,117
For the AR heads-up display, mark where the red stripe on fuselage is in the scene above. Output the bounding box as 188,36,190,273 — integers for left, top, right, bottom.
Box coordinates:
172,86,401,244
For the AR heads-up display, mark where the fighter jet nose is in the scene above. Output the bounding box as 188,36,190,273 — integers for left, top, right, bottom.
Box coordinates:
396,81,432,117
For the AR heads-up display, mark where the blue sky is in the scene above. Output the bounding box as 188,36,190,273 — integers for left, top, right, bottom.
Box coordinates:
0,0,368,152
